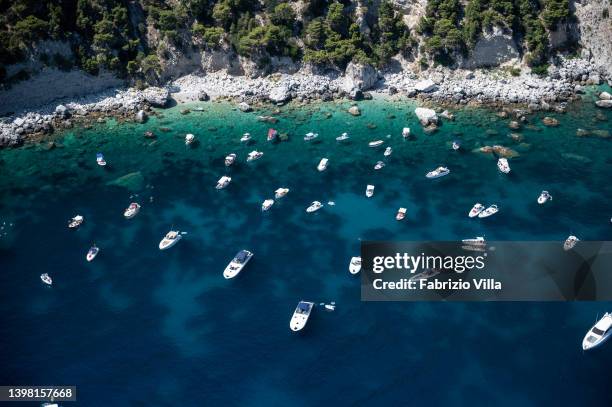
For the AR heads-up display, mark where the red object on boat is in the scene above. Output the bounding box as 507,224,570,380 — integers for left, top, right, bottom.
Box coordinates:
267,128,277,141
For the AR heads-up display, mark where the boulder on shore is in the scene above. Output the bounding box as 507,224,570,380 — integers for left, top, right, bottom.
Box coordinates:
238,102,252,112
342,62,378,93
197,90,209,101
141,87,169,107
414,79,437,93
268,85,291,103
135,110,147,123
414,107,438,126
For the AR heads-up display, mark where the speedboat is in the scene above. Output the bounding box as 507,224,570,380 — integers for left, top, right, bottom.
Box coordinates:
159,230,182,250
336,132,350,142
290,301,315,331
225,153,237,166
324,303,336,311
374,161,385,170
478,205,499,218
497,158,511,173
261,199,275,211
124,202,140,219
223,249,254,279
538,190,552,204
267,128,278,142
396,207,407,221
402,127,411,138
369,140,384,148
306,201,323,213
216,175,232,189
349,256,362,274
246,150,263,162
384,147,392,157
304,132,319,141
240,133,251,143
408,268,440,282
468,203,485,218
96,153,106,166
185,133,195,146
40,273,52,285
563,235,579,251
462,236,486,245
86,245,99,262
366,184,375,198
68,215,84,229
317,158,329,172
582,313,612,350
426,166,450,179
452,140,461,150
275,188,289,199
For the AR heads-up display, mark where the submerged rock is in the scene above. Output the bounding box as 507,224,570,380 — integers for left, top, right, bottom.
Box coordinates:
348,105,361,116
599,91,611,100
576,128,590,137
508,121,520,129
440,110,455,121
542,116,559,126
595,100,612,108
478,145,519,158
592,129,610,138
107,171,145,192
257,115,278,124
238,102,252,112
135,110,147,123
414,107,438,126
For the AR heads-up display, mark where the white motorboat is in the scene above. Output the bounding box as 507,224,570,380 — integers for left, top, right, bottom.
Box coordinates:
402,127,411,138
408,268,440,282
306,201,323,213
124,202,140,219
366,184,375,198
290,301,314,331
452,140,461,150
185,133,195,146
159,230,182,250
384,147,392,157
374,161,385,170
336,132,350,142
246,150,263,162
349,256,362,274
538,190,552,204
86,245,99,262
497,158,511,174
369,140,384,148
462,236,486,245
68,215,84,229
40,273,52,285
582,313,612,350
468,203,485,218
223,249,254,279
317,158,329,172
96,153,106,166
563,235,579,251
478,205,499,218
216,175,232,189
240,133,252,143
275,188,289,199
225,153,237,166
426,166,450,179
324,303,336,311
396,207,407,221
304,132,319,141
261,199,275,211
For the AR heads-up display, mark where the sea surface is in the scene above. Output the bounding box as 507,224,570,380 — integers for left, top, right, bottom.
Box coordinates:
0,91,611,406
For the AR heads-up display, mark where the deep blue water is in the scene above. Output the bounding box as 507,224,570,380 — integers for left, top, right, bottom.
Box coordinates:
0,93,611,406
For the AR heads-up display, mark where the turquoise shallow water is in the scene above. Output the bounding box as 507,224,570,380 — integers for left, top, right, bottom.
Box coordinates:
0,93,611,406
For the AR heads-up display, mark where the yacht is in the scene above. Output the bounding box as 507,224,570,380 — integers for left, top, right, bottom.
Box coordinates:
185,133,195,146
468,203,485,218
497,158,511,174
478,205,499,218
240,133,252,143
369,140,384,148
317,158,329,172
290,301,315,331
261,199,275,211
275,188,289,199
462,236,486,245
582,313,612,350
563,235,579,251
216,176,232,189
86,245,99,262
336,132,350,142
304,132,319,141
452,140,461,150
538,190,552,204
159,230,182,250
396,207,407,221
426,166,450,179
384,147,392,157
374,161,385,170
223,249,254,279
402,127,411,138
68,215,84,229
124,202,140,219
306,201,323,213
366,184,375,198
246,150,263,162
408,268,440,282
225,153,237,166
349,256,362,274
40,273,52,286
267,128,278,142
96,153,106,166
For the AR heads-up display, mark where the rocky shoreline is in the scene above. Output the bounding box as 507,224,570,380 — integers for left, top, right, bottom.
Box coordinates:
1,56,610,148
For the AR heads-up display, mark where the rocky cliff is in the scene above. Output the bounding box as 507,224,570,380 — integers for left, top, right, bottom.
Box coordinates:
573,0,612,79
